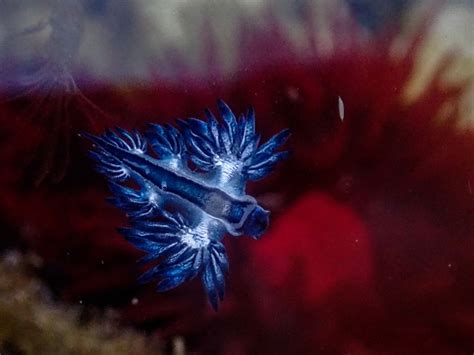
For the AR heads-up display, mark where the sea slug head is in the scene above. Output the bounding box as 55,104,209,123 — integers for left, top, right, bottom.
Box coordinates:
242,205,270,239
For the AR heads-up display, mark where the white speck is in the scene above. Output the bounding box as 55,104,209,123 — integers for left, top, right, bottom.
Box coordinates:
355,239,359,243
448,263,452,268
148,191,159,205
79,300,83,304
180,219,211,249
167,157,180,170
131,297,139,305
133,148,145,155
100,260,104,265
338,96,344,121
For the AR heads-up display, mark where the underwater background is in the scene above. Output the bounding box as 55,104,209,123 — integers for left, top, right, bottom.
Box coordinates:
0,0,473,354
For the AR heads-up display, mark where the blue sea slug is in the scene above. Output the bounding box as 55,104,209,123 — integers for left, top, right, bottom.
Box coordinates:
85,100,289,309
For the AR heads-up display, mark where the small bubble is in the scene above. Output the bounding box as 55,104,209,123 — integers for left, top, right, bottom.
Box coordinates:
338,96,344,121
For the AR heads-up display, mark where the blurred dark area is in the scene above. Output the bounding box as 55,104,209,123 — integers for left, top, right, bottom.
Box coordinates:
0,0,473,354
347,0,410,31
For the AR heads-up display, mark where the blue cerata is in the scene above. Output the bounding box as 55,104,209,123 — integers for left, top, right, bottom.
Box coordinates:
85,100,289,309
